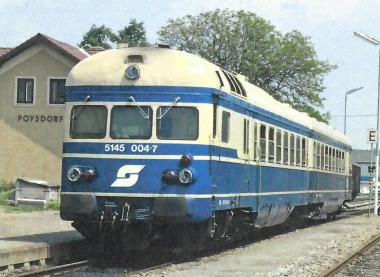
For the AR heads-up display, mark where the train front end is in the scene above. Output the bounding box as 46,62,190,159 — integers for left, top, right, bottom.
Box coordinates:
60,48,216,248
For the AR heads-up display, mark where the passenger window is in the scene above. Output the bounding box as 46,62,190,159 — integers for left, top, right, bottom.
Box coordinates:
321,144,325,170
70,105,107,139
283,132,289,165
301,138,307,167
296,136,301,166
329,147,333,171
276,130,282,163
157,107,199,140
290,134,295,165
313,142,318,169
269,127,275,163
221,111,230,143
243,119,250,154
260,125,266,161
332,149,336,172
325,147,330,171
342,152,345,172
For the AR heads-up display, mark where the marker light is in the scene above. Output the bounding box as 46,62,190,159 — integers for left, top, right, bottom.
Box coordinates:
162,170,179,184
125,65,140,80
180,154,192,167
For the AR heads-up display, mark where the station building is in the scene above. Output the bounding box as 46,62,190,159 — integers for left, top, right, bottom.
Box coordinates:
0,33,99,184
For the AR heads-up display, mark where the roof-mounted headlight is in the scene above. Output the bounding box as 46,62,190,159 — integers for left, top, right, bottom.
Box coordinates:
125,65,140,80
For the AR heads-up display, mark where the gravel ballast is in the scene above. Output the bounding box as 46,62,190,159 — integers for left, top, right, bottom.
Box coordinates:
133,213,380,277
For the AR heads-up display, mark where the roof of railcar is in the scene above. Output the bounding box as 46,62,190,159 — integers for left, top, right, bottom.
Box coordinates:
66,47,351,148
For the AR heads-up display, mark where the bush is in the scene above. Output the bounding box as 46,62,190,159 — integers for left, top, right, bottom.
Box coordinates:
0,180,15,193
47,199,60,210
0,191,12,205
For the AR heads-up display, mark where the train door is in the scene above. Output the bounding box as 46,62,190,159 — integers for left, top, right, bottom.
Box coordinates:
253,122,261,208
210,102,221,189
243,117,251,193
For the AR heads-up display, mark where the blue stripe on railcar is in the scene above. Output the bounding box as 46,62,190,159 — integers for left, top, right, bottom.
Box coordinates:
66,85,351,150
63,142,238,158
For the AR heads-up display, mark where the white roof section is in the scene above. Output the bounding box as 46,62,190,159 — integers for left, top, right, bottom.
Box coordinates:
66,47,351,148
66,47,220,88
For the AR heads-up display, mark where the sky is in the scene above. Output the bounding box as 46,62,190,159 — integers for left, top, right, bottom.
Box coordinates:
1,0,380,150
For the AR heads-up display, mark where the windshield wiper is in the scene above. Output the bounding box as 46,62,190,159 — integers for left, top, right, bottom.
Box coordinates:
128,96,150,119
157,97,181,119
71,95,91,119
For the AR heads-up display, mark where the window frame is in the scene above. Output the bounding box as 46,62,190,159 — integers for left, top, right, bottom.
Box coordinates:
15,76,36,106
47,77,66,106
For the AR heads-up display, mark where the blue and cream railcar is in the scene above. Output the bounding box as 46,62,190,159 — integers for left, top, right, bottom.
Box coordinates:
60,47,353,248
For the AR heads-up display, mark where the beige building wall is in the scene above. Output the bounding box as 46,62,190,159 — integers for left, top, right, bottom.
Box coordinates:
0,42,77,184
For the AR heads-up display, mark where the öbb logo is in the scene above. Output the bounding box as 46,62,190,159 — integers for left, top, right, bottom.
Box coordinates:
111,165,145,187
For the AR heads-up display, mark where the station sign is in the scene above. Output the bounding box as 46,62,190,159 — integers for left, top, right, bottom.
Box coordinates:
368,129,378,143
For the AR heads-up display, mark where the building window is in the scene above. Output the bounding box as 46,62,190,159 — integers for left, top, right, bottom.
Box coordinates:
49,79,66,104
16,78,34,104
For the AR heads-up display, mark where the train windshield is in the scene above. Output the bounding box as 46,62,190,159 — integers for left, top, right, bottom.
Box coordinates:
111,106,152,139
157,107,199,140
70,105,107,139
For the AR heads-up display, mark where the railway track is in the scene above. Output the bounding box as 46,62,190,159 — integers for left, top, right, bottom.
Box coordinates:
319,234,380,277
10,260,91,277
8,203,377,277
10,259,175,277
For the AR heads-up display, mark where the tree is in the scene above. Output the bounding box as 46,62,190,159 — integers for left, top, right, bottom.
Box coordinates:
118,19,149,47
79,20,150,49
158,9,335,123
78,24,118,49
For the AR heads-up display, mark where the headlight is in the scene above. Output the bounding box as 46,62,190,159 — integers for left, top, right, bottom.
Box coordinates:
67,166,96,182
162,169,179,184
178,169,193,184
125,65,140,80
67,167,82,182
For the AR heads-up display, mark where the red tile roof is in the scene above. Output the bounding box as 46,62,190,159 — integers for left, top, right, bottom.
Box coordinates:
0,33,88,67
0,47,12,57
